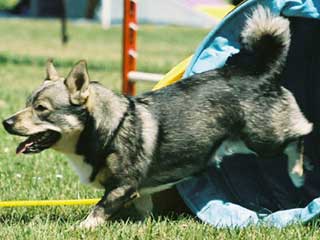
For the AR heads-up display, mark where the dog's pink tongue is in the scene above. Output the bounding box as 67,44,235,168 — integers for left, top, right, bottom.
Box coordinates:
16,141,33,154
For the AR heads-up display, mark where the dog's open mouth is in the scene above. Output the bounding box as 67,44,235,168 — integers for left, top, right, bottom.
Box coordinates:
16,130,61,154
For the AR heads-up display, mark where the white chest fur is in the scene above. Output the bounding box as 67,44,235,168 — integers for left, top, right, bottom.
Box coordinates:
65,153,93,185
65,153,106,189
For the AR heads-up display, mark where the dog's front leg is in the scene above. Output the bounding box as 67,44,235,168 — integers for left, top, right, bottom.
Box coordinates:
284,138,304,187
80,184,137,229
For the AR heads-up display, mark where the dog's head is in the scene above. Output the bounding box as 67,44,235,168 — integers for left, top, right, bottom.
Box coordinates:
2,59,92,154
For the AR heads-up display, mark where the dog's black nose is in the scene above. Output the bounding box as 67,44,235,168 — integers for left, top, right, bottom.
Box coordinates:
2,117,15,132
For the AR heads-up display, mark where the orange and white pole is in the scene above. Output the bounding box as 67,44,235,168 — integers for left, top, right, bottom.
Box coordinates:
122,0,137,95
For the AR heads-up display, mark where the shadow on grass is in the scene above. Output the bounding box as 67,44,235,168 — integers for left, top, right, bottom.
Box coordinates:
113,205,196,223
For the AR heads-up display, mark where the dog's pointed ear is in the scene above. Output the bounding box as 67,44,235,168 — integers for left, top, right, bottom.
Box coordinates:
45,59,60,81
64,60,90,105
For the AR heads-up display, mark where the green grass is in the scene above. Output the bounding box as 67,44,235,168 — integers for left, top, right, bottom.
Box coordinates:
0,18,317,239
0,0,18,9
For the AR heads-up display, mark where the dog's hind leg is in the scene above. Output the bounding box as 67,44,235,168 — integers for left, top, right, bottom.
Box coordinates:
211,138,256,167
133,195,153,219
284,138,305,188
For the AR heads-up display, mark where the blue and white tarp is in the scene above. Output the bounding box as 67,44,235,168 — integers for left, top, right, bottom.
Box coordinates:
177,0,320,228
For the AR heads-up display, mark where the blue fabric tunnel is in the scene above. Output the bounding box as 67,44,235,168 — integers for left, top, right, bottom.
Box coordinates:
177,0,320,228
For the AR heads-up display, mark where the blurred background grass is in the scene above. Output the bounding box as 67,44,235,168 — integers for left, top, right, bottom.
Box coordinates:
0,0,19,9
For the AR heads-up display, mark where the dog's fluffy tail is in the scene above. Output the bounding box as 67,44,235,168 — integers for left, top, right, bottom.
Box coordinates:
231,6,291,78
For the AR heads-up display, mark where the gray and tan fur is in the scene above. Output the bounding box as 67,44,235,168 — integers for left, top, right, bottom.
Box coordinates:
2,6,312,229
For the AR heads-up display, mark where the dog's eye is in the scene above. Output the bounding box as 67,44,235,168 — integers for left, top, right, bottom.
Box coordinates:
35,104,48,112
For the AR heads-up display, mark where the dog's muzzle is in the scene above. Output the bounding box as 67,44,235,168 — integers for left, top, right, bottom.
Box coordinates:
2,116,61,154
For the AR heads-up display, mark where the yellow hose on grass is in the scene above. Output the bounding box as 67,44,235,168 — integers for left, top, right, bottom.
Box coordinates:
0,198,99,207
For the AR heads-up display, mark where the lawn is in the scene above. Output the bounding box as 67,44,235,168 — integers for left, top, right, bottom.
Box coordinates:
0,17,319,239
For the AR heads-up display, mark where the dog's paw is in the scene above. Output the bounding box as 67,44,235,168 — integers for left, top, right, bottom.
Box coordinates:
289,172,305,188
79,213,106,229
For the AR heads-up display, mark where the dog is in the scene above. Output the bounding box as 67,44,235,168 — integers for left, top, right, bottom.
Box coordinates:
2,6,312,228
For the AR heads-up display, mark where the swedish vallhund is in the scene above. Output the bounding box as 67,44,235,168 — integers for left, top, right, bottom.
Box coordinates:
2,6,312,228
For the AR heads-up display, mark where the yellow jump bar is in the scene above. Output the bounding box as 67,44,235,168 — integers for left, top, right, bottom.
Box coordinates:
0,198,99,207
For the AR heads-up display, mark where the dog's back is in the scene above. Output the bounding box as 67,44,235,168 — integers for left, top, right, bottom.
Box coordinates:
136,7,311,188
